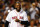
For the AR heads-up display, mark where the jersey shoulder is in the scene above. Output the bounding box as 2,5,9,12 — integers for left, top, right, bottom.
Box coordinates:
35,8,38,11
10,9,16,12
30,8,33,11
22,11,27,14
8,9,16,14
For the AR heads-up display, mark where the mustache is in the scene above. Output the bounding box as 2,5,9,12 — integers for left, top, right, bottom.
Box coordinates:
15,8,21,9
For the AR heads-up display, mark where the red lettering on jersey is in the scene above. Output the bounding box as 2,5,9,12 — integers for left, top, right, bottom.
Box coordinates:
12,16,17,19
15,16,17,19
12,17,15,19
20,16,23,19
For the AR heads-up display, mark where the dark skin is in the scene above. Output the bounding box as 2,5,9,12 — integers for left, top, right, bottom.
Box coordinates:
15,18,20,22
15,3,21,22
15,3,21,12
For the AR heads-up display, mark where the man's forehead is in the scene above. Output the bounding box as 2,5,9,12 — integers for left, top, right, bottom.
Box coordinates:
16,3,21,5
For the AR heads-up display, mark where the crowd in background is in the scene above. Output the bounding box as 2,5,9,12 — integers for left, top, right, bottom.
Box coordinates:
0,0,40,27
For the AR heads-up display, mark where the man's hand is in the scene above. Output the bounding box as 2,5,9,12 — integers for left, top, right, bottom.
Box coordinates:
15,18,20,22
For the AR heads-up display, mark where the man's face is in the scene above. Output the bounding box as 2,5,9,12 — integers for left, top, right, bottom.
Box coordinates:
33,5,36,8
15,3,21,11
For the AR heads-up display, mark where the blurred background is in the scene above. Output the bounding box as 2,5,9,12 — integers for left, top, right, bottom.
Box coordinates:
0,0,40,27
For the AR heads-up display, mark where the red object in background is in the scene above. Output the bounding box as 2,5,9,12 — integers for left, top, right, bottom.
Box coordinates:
10,0,15,5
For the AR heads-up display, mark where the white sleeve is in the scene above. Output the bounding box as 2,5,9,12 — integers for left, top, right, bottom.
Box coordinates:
36,8,39,11
6,12,12,22
23,12,28,21
30,8,33,12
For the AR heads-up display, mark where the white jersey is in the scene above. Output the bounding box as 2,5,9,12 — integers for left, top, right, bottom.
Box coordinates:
30,8,38,19
6,9,28,27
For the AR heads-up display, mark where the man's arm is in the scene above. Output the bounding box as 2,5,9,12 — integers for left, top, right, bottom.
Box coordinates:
20,12,29,25
15,19,29,25
5,20,10,27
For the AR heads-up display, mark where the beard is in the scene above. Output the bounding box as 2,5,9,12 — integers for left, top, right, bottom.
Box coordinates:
16,8,21,12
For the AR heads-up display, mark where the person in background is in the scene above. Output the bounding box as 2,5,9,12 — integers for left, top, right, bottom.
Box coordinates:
24,2,30,27
35,1,40,11
37,1,40,8
37,1,40,19
29,3,39,27
21,1,26,11
35,1,40,27
0,15,4,27
4,4,14,15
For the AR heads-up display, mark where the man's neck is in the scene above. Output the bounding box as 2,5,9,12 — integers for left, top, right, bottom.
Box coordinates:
16,10,20,12
16,9,21,12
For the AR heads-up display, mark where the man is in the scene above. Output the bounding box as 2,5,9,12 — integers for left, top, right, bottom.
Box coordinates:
4,4,14,14
4,4,14,16
30,3,39,27
30,3,39,20
5,2,28,27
